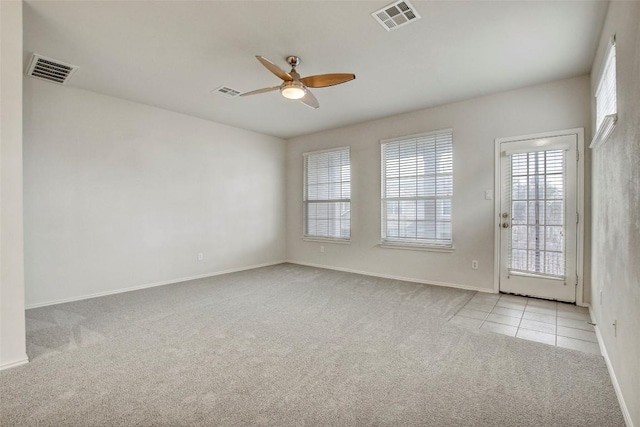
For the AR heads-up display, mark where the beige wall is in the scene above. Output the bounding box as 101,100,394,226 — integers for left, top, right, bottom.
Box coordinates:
589,2,640,425
23,79,286,307
286,76,591,295
0,0,28,370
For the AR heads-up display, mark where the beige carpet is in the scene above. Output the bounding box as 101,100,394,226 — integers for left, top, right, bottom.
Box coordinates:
0,263,624,426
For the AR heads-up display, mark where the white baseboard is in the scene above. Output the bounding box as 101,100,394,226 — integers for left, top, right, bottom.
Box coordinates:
25,260,286,310
0,356,29,371
285,260,493,293
589,306,634,427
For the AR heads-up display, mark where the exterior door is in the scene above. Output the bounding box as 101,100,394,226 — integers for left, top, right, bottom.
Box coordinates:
498,134,578,302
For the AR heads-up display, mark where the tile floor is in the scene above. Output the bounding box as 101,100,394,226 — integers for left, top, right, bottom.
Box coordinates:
450,293,601,355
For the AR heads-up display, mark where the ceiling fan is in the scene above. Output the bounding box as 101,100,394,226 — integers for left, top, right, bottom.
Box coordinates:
240,55,355,109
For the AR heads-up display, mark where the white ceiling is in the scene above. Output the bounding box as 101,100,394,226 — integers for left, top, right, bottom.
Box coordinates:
23,1,608,139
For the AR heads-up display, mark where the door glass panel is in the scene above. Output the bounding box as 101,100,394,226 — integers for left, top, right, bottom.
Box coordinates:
508,150,566,278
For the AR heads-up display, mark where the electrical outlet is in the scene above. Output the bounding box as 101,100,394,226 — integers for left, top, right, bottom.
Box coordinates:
471,260,479,270
197,252,204,261
320,246,325,253
485,190,493,200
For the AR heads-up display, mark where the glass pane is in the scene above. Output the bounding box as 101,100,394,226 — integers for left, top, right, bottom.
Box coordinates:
436,175,453,196
528,250,544,273
512,176,528,200
398,221,417,238
528,175,545,200
436,221,451,241
545,226,564,252
546,175,563,199
546,201,563,225
511,249,528,271
544,252,564,276
386,201,399,221
528,226,545,250
436,199,451,222
527,201,544,225
512,201,527,224
511,226,527,250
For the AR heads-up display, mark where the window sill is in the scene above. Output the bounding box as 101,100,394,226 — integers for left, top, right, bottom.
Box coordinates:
589,114,617,150
302,236,351,245
379,242,455,253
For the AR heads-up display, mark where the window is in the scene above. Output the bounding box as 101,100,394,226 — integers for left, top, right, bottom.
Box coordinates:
381,129,453,248
303,147,351,240
592,35,617,149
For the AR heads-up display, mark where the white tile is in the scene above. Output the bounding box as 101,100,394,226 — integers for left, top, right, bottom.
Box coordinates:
499,294,528,304
526,298,557,309
519,318,556,334
556,310,590,321
492,306,524,318
481,322,517,337
557,303,589,314
486,313,521,327
496,300,526,310
465,302,495,313
522,311,556,325
457,308,489,321
516,328,556,346
557,326,598,343
557,336,601,355
449,315,483,329
471,293,499,302
524,305,556,316
557,317,594,332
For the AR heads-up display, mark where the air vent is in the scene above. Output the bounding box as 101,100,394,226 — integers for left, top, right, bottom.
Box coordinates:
212,85,241,98
26,53,78,85
371,0,421,32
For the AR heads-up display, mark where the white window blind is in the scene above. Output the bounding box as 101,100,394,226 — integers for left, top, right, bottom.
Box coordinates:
303,147,351,240
381,129,453,247
595,38,617,132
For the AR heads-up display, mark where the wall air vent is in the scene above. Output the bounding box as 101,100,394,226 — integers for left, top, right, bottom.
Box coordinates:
212,86,241,98
372,0,421,32
26,53,78,85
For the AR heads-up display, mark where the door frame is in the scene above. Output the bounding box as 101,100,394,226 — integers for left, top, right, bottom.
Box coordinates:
493,128,585,306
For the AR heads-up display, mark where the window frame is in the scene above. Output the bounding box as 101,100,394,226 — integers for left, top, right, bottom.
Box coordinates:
380,128,454,251
591,34,617,150
302,146,351,242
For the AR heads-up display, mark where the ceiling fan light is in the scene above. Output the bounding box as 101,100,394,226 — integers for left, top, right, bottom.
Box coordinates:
281,82,306,100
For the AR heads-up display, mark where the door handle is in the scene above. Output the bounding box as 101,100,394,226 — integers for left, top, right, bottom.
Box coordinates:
502,222,510,228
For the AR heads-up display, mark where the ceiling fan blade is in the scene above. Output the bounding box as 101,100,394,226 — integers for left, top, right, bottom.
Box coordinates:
300,90,319,109
256,56,293,82
300,73,355,88
240,86,280,97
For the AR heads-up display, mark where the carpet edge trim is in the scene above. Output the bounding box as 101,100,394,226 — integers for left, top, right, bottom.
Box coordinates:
285,260,493,293
590,306,634,427
25,260,286,309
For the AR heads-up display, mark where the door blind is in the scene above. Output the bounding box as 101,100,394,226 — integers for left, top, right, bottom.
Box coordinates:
505,149,566,278
381,129,453,246
303,147,351,239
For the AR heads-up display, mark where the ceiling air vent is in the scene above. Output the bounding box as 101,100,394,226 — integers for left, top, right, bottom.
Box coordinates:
372,0,421,32
26,53,78,85
212,85,241,98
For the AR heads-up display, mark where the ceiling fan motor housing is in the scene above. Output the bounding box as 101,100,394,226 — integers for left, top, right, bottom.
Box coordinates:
286,56,301,67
